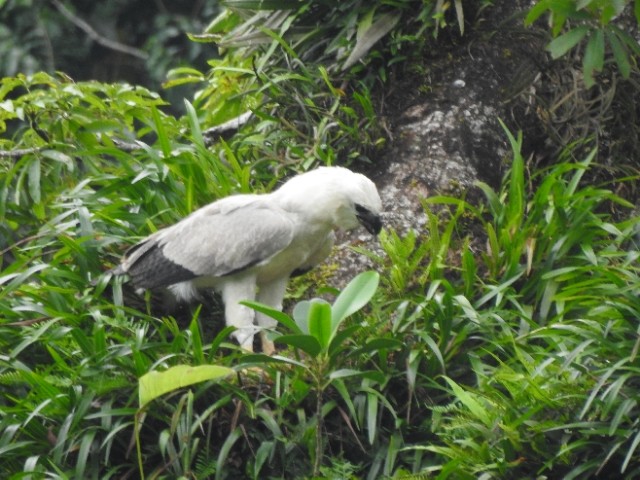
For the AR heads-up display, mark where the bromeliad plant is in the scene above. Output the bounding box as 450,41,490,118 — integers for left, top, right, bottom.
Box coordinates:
241,270,401,476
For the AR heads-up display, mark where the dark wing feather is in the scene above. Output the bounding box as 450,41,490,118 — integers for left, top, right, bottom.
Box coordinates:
124,240,197,289
118,196,294,290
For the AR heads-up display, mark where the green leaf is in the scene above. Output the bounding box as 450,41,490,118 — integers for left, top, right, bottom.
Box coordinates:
216,428,242,480
524,0,551,26
499,119,525,232
636,0,640,24
327,324,361,356
342,12,400,70
292,300,311,334
366,390,378,445
222,0,301,10
307,300,332,349
241,300,301,334
608,30,631,79
41,149,74,170
622,431,640,472
27,157,41,205
138,365,234,407
239,353,309,369
583,29,605,87
151,106,171,158
351,338,403,357
546,26,589,59
331,271,379,331
329,369,386,384
274,334,322,357
442,377,491,427
454,0,464,35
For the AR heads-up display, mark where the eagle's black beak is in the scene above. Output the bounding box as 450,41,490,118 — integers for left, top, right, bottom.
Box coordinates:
355,204,382,235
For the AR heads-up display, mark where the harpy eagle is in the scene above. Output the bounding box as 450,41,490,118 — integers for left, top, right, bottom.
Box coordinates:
114,166,383,354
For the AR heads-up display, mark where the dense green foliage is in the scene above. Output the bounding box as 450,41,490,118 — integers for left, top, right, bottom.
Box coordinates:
1,0,640,478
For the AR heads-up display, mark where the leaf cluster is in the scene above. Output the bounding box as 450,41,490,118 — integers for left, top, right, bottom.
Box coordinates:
527,0,640,87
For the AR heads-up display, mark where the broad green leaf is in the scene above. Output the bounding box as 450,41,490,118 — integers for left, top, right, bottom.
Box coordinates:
274,334,322,357
138,364,233,407
292,300,311,334
331,271,379,331
583,29,605,87
524,0,551,25
307,300,332,349
546,27,589,59
241,300,301,334
608,31,631,79
636,0,640,24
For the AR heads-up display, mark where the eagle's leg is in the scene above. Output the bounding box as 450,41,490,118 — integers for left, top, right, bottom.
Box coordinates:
256,277,288,355
221,276,258,352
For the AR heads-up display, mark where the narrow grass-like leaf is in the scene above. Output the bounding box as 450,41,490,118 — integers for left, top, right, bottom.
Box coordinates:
622,430,640,473
442,376,491,427
215,427,242,480
342,12,400,70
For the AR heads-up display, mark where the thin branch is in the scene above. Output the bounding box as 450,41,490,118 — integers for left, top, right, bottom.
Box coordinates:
0,139,143,160
203,111,253,143
50,0,148,60
0,146,46,159
112,138,145,152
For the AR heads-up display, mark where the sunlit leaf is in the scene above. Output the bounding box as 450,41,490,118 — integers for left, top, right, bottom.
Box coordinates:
307,299,332,349
331,271,379,330
138,365,234,407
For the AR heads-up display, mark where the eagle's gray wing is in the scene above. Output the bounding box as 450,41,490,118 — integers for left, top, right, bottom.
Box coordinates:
120,196,294,290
